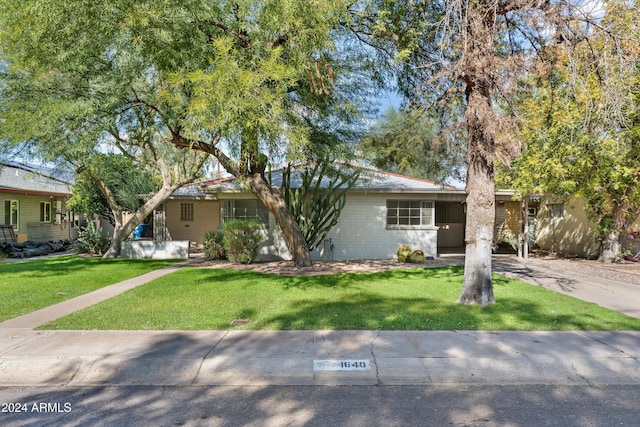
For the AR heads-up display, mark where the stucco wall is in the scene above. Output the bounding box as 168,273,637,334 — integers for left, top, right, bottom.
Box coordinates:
164,199,220,246
535,197,600,257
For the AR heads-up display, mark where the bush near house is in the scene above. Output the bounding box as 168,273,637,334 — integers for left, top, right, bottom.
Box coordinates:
222,220,263,264
74,222,111,256
203,230,226,261
397,245,412,263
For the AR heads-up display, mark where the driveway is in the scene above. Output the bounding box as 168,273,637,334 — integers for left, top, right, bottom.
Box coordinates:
493,255,640,319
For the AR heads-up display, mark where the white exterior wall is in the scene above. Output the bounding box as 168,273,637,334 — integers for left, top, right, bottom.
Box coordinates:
256,193,439,261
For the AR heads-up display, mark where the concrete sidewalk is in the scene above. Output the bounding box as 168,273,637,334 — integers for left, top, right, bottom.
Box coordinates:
1,329,639,386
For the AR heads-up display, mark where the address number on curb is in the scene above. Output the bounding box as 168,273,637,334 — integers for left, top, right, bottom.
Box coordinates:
313,359,371,371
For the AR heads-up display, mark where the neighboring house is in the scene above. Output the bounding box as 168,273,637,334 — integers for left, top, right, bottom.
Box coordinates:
531,196,617,258
158,166,517,261
0,161,79,243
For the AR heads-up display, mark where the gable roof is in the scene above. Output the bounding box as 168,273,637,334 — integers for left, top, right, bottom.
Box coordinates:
171,164,462,199
0,161,73,197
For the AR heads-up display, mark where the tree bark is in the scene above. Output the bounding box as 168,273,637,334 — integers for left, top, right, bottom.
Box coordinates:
598,203,627,263
458,3,497,306
243,172,313,268
103,185,180,258
171,133,313,267
599,230,621,263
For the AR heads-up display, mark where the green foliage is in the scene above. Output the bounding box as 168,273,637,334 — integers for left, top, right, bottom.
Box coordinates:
203,230,226,261
506,38,640,251
0,0,378,265
73,222,112,256
396,246,424,264
282,159,359,250
222,220,263,264
408,250,425,264
68,154,158,223
361,107,465,182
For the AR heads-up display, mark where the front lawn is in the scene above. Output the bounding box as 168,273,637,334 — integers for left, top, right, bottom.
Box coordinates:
41,266,640,331
0,256,179,322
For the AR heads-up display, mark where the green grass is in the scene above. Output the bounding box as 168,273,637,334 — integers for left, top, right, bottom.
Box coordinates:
41,266,640,331
0,256,179,322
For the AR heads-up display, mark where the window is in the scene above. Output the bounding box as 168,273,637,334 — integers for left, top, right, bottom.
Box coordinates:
548,203,564,219
180,202,194,221
40,202,52,222
386,200,434,227
222,200,269,225
4,200,19,230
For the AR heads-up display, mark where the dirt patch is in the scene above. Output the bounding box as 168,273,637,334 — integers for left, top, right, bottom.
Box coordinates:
188,256,465,276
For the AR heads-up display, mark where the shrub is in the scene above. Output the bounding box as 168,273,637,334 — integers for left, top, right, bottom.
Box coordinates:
397,245,413,263
222,220,263,264
203,230,226,261
74,221,112,256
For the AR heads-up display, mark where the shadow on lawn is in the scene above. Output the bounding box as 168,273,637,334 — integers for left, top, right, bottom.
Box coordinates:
0,256,175,279
283,265,466,290
256,289,640,331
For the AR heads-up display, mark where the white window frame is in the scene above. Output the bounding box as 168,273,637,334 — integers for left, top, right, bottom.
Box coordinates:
386,200,435,229
40,201,52,222
6,200,19,230
221,200,269,226
548,203,565,219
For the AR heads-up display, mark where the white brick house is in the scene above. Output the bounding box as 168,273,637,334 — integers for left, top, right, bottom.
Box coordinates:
165,166,516,261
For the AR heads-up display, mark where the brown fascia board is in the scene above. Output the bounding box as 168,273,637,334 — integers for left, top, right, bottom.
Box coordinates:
0,187,71,198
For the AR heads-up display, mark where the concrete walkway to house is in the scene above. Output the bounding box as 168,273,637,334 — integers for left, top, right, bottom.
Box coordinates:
1,255,639,387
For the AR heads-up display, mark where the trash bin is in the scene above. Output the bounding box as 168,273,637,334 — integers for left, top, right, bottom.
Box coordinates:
133,224,148,239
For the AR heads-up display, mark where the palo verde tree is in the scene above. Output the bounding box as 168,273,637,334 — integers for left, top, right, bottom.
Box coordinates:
0,0,373,267
358,0,637,305
0,34,208,258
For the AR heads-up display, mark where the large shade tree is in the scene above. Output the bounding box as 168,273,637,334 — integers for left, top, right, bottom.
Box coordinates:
504,6,640,262
0,0,373,267
359,0,637,304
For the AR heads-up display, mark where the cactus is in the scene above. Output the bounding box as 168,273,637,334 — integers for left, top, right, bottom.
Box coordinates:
282,158,360,250
409,250,425,264
397,245,412,263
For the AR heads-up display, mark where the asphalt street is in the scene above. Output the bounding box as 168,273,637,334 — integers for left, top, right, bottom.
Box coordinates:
2,384,640,427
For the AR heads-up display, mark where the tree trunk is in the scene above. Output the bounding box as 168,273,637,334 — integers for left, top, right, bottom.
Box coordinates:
460,153,496,306
598,205,627,263
170,132,313,267
599,230,621,263
103,185,183,258
244,172,313,267
458,3,496,306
